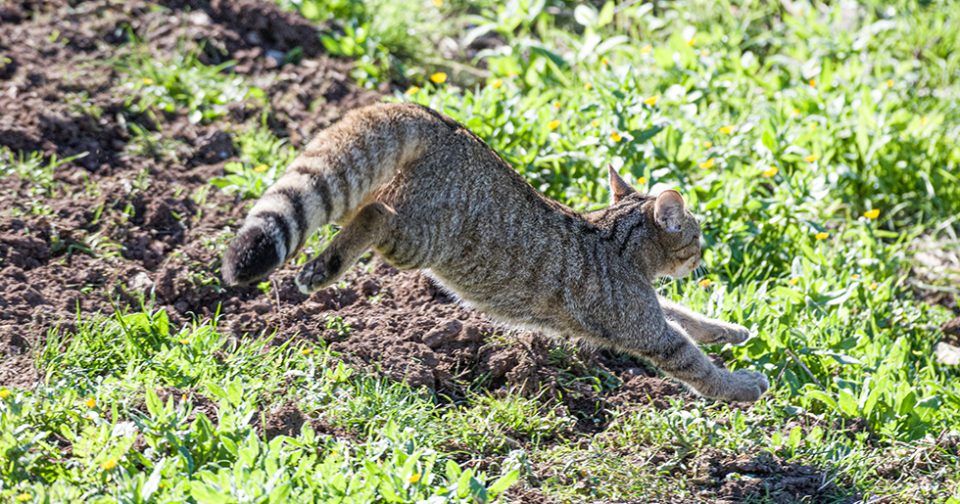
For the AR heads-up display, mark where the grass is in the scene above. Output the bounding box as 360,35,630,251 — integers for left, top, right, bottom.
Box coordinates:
3,0,960,502
2,310,518,502
118,49,263,124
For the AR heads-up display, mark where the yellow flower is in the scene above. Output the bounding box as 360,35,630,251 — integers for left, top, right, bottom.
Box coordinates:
698,278,712,288
583,82,592,90
640,44,652,55
863,209,880,220
808,79,816,88
698,158,716,170
637,176,647,185
429,72,447,84
432,0,442,6
16,493,32,502
547,120,561,131
851,274,860,280
804,154,818,163
815,231,829,240
178,338,189,345
601,57,609,66
718,125,734,135
788,277,800,286
405,85,420,95
553,101,561,109
101,458,118,471
491,79,503,89
408,472,421,484
590,120,600,128
686,37,696,46
791,108,801,117
141,78,154,85
252,164,269,173
868,282,878,290
643,95,659,106
703,141,713,148
886,79,894,89
762,166,779,178
610,131,622,142
0,388,10,399
301,347,313,356
85,397,96,409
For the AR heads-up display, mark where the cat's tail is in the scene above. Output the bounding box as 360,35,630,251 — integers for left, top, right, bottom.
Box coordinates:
222,103,434,286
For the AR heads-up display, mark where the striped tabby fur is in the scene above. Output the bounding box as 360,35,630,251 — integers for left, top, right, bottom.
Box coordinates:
222,102,769,403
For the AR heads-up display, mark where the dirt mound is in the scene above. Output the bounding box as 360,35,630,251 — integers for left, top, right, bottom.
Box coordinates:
693,450,846,503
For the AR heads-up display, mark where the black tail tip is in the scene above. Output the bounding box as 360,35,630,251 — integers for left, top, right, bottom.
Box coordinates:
221,227,283,287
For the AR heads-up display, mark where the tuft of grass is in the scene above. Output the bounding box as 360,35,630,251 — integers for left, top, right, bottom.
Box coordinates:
117,50,263,124
211,124,296,199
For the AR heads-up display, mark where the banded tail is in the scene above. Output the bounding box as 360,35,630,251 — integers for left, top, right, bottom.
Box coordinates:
221,103,432,286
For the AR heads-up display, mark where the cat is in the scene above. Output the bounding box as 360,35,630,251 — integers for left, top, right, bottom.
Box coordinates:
222,102,769,402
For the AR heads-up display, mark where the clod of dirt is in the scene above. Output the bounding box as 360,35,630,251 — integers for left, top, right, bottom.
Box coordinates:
0,222,52,270
262,401,307,439
191,130,236,165
943,317,960,339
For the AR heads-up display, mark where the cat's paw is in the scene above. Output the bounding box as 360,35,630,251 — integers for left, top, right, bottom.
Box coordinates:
717,323,752,345
295,253,342,294
721,370,770,403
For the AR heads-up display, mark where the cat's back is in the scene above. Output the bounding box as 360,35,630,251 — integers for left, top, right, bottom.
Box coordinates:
356,103,548,210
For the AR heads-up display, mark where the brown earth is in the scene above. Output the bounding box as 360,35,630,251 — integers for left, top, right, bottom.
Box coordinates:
691,450,847,504
0,1,849,501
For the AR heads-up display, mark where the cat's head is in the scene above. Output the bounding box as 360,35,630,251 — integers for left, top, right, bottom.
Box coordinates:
599,167,702,279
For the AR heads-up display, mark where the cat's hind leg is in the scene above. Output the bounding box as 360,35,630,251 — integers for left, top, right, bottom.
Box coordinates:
295,202,395,293
659,297,751,345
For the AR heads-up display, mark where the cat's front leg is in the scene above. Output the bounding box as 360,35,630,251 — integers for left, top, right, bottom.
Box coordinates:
296,202,395,293
659,297,751,345
636,320,769,403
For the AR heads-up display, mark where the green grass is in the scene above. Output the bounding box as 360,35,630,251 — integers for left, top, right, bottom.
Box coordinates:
118,50,263,124
2,311,518,502
3,0,960,502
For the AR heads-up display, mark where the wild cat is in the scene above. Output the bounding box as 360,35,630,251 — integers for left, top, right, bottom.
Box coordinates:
222,102,769,402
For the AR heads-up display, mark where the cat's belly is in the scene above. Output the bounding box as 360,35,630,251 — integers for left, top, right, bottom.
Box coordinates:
423,268,574,334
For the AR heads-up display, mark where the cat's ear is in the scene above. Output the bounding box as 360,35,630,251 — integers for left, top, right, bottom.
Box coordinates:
608,165,635,203
654,190,685,233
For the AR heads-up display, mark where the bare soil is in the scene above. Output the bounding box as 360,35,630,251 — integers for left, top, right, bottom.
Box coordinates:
0,1,850,501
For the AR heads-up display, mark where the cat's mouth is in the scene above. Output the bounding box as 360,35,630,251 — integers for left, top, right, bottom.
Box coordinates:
668,254,701,279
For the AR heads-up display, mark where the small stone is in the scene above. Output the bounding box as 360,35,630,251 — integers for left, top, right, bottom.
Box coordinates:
128,271,154,293
935,341,960,366
266,49,286,65
188,11,211,26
